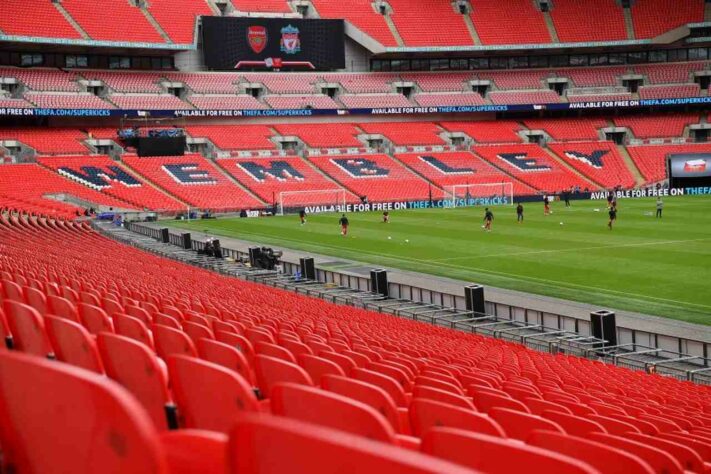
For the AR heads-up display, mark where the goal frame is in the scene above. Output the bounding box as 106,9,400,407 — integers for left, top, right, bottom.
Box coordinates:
444,182,514,208
277,188,347,215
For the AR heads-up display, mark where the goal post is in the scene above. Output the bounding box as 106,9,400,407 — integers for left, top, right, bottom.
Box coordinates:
277,188,347,215
444,182,514,208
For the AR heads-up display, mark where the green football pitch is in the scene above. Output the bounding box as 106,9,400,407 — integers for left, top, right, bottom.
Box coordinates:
174,196,711,325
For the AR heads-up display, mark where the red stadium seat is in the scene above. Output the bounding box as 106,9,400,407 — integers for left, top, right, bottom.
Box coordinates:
255,354,313,398
409,398,505,438
197,337,255,385
44,315,104,374
3,300,53,358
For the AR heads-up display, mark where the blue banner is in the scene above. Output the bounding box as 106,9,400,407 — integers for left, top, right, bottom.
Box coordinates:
1,95,709,118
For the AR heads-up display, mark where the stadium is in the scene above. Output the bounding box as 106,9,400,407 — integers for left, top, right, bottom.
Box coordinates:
1,0,711,472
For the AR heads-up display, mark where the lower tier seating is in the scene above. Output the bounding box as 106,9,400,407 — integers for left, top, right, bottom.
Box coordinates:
627,143,711,184
395,152,536,197
37,155,185,212
216,157,358,206
473,144,593,192
122,154,264,211
548,142,636,189
307,154,441,202
186,125,276,151
0,215,708,473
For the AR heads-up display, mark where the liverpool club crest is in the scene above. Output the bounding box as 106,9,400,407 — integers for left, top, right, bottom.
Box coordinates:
280,25,301,55
247,26,267,54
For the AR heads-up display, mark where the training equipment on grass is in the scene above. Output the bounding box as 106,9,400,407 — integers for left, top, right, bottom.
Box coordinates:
278,189,347,216
444,182,514,208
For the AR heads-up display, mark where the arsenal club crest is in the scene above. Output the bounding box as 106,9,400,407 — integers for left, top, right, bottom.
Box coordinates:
280,25,301,55
247,26,267,54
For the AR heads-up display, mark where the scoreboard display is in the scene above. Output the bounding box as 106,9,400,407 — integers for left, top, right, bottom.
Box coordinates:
202,17,345,71
668,153,711,188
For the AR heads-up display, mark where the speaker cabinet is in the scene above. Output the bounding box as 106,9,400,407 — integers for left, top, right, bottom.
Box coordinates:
465,285,485,315
181,233,191,250
248,247,261,267
370,269,388,297
160,228,169,243
300,257,316,280
590,310,617,347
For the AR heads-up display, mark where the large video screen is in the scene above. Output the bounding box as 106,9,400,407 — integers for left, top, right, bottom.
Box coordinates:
669,154,711,178
202,17,345,71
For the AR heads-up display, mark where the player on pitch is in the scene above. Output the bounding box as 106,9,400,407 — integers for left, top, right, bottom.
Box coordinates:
608,205,617,230
299,209,307,226
339,213,349,236
483,207,494,232
516,203,524,223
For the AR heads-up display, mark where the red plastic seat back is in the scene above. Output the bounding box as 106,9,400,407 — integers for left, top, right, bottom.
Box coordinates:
0,351,168,474
254,355,313,398
489,407,564,441
271,383,395,443
44,316,104,374
167,355,259,433
3,300,53,357
229,414,477,474
412,385,475,410
541,410,607,437
196,338,255,385
78,303,114,335
471,390,531,414
351,368,408,407
410,398,504,438
114,314,154,349
152,324,197,359
255,341,297,364
298,354,345,385
47,295,79,322
182,321,214,345
23,286,47,314
589,433,683,474
321,374,403,433
422,427,597,474
97,333,173,431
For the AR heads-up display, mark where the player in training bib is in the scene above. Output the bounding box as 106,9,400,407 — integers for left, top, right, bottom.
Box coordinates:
339,214,349,236
483,208,494,232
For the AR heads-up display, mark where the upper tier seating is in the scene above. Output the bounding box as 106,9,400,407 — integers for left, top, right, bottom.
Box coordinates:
265,95,340,110
37,155,185,212
61,0,164,43
310,0,398,46
627,143,711,184
189,95,266,110
186,125,276,150
307,154,439,201
274,123,363,148
473,143,592,192
122,154,264,211
550,0,627,42
414,93,486,107
488,90,561,105
0,0,81,39
82,71,164,93
548,141,636,188
396,152,536,196
468,0,551,45
633,62,707,84
230,0,291,13
0,68,79,92
631,0,704,38
110,94,192,110
401,73,473,92
560,67,627,87
339,94,412,109
25,93,114,109
167,72,240,94
523,118,608,141
243,74,320,94
326,73,398,93
638,84,701,99
1,213,709,474
0,164,131,218
147,0,212,44
0,128,89,155
440,121,523,143
216,157,356,205
358,122,446,146
388,0,473,46
614,114,699,139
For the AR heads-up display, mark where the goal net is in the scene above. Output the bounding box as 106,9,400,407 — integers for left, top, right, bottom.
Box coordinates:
278,188,347,215
444,182,514,208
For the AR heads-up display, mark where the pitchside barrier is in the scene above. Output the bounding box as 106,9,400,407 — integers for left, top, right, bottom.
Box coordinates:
122,220,711,383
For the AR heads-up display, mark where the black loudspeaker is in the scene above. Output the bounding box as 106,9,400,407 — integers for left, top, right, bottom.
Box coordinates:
370,269,388,297
465,284,485,315
300,257,316,280
181,233,191,250
160,228,169,243
249,247,261,267
590,310,617,347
